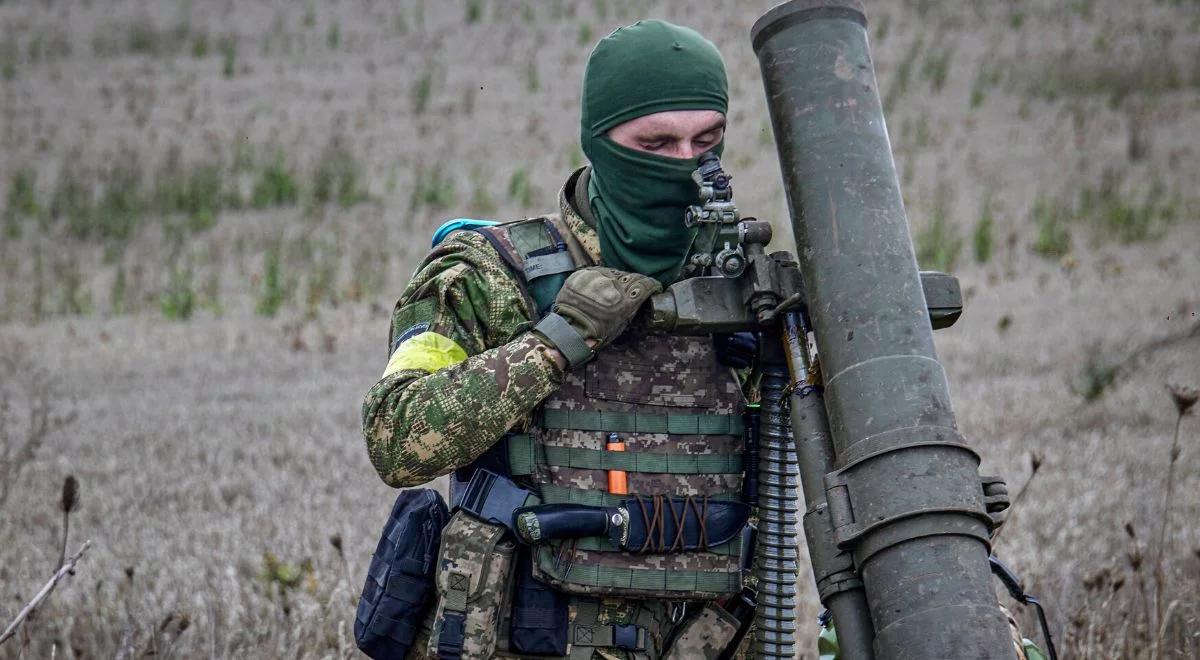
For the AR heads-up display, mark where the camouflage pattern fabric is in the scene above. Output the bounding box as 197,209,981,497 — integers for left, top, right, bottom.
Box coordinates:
427,512,517,659
362,169,599,487
661,604,739,660
529,332,748,599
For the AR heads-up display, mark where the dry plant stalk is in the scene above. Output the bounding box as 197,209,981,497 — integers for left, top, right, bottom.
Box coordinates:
990,451,1043,545
58,475,79,569
1153,383,1197,656
0,540,93,646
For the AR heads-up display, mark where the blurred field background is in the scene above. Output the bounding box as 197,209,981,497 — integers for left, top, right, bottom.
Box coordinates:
1,0,1198,657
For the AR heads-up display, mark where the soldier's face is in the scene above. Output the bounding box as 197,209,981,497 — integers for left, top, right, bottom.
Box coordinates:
607,110,726,160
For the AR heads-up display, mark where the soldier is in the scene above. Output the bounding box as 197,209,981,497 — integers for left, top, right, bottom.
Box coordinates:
363,20,752,660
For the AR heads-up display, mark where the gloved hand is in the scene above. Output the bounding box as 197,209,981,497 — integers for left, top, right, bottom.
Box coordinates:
533,267,662,367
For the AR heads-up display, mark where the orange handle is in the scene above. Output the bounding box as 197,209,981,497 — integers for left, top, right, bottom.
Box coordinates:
606,440,628,495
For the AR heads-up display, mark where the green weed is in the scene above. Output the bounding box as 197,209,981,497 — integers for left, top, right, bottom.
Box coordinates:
1073,345,1118,402
1077,170,1171,244
232,136,255,173
567,144,583,169
1030,196,1072,258
5,168,41,236
51,160,93,237
884,36,923,112
411,166,456,211
303,4,317,28
260,552,312,590
153,158,223,232
1,34,17,81
973,197,995,264
969,61,1002,109
349,241,387,302
126,17,164,56
578,23,593,46
874,13,891,42
26,28,72,62
94,150,144,240
311,140,368,208
57,257,91,316
304,245,339,315
31,248,45,322
257,245,286,317
920,46,952,93
411,71,433,113
1021,50,1191,107
507,169,534,207
111,264,127,315
201,267,222,315
218,34,237,78
326,22,340,50
252,154,299,209
466,0,484,23
191,31,209,58
526,59,539,93
160,267,195,320
914,182,962,272
468,182,496,216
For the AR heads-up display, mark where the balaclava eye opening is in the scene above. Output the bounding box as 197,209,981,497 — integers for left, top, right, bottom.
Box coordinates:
580,20,728,285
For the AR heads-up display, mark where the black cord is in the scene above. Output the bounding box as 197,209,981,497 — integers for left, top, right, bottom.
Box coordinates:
989,555,1058,660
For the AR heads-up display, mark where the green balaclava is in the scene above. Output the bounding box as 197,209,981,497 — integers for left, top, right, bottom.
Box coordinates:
580,20,728,285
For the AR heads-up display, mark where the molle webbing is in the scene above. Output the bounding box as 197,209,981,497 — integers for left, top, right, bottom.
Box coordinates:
506,433,742,477
567,535,742,556
535,545,743,594
533,483,739,508
542,409,744,435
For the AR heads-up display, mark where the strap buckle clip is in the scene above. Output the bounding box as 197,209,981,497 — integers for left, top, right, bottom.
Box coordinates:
454,468,535,532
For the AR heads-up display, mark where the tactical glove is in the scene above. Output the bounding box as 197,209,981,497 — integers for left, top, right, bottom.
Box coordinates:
533,267,662,368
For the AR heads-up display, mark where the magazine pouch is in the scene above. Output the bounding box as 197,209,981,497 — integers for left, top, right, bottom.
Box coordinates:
426,511,517,659
355,488,450,659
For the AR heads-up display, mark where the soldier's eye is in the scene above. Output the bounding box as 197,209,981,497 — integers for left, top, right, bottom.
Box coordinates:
640,140,667,151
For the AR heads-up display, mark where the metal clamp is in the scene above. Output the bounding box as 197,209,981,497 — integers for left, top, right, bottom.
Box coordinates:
823,427,994,560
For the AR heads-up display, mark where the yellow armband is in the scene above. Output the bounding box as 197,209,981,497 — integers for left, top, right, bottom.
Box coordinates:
382,331,469,377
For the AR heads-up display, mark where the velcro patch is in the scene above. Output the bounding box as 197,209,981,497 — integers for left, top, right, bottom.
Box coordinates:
391,322,431,355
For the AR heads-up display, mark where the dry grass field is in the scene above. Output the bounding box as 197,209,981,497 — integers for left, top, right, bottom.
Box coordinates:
1,0,1198,658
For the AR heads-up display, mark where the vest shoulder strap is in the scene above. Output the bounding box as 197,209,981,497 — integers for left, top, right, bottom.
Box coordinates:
472,216,582,319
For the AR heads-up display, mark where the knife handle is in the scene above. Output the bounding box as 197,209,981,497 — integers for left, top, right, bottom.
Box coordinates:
514,504,615,543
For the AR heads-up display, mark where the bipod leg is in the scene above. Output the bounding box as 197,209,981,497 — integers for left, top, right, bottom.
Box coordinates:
778,312,876,659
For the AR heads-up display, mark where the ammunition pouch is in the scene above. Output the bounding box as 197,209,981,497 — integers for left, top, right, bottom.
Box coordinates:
355,488,450,660
661,603,741,660
427,511,518,660
510,547,571,656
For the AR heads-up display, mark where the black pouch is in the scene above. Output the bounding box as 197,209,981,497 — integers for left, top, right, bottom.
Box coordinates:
355,488,450,659
509,547,570,656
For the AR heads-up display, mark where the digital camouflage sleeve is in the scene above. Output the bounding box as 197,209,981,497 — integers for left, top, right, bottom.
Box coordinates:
361,231,566,487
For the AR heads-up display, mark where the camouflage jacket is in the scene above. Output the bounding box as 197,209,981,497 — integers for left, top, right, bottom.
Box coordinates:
362,168,604,487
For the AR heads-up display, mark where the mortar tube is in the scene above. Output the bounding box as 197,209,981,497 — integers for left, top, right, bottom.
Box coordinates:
753,2,1014,656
